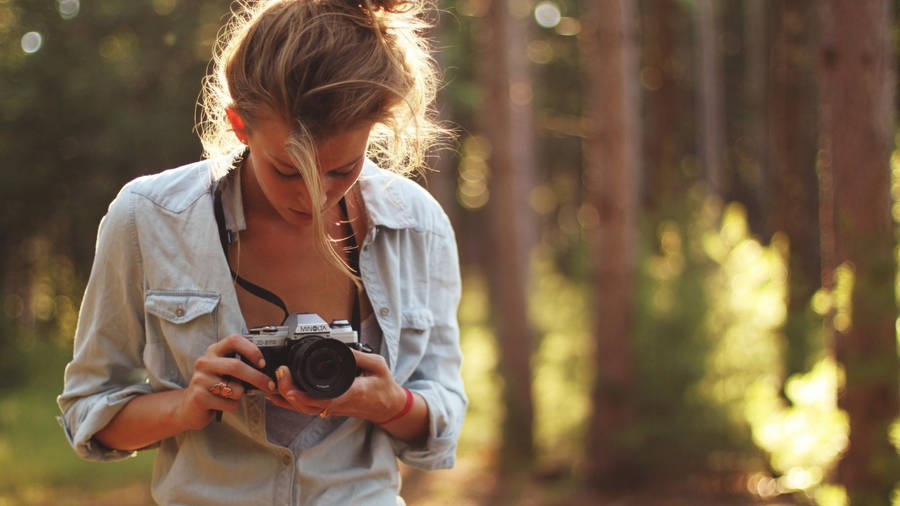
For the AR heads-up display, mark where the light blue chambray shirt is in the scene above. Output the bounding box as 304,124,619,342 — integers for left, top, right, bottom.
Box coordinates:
57,157,466,505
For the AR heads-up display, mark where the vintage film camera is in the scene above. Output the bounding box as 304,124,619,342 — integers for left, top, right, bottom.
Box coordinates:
242,313,373,399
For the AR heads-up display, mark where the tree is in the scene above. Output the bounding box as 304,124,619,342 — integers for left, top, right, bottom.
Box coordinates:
769,0,822,385
581,0,641,487
819,0,900,502
640,0,690,213
694,0,725,196
480,0,538,477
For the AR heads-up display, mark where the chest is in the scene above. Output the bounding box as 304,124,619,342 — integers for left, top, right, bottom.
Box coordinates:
228,212,371,329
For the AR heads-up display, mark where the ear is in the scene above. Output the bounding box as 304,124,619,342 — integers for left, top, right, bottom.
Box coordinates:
225,107,248,144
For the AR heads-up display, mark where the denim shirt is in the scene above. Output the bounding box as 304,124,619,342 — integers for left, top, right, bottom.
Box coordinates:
57,158,466,505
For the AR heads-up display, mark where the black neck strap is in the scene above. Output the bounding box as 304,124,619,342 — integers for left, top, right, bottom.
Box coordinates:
214,187,360,328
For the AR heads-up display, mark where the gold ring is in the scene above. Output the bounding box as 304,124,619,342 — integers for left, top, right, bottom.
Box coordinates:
208,381,228,397
319,408,329,418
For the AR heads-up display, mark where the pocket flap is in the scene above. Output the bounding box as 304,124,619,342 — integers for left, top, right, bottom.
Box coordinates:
401,307,433,331
145,291,219,324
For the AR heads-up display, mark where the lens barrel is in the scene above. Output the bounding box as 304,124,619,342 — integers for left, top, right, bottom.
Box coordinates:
288,336,357,399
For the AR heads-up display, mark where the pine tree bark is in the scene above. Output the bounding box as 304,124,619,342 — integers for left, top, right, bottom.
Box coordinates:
695,0,726,196
642,0,686,212
769,0,821,383
481,0,537,475
581,0,640,487
742,0,769,236
819,0,900,502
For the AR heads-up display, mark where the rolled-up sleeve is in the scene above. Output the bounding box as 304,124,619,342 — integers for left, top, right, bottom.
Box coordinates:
393,217,467,470
57,186,151,461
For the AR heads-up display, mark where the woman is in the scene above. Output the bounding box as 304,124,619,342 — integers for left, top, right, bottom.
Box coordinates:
57,1,466,504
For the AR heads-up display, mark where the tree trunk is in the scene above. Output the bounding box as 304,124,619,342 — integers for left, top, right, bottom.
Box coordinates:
581,0,641,488
819,0,900,502
641,0,686,212
481,0,537,476
695,0,726,196
742,0,769,237
769,0,822,383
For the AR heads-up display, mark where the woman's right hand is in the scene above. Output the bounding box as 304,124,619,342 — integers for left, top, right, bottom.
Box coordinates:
175,333,276,431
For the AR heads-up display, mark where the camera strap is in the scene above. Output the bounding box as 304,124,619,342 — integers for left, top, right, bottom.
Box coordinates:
213,186,361,329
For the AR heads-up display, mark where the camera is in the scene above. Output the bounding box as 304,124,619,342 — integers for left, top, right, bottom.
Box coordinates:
241,313,373,399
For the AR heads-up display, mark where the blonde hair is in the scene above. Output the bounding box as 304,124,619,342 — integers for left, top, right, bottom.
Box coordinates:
196,0,447,283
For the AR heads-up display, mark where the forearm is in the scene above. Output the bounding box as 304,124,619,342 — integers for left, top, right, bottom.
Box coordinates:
377,390,428,446
94,389,187,451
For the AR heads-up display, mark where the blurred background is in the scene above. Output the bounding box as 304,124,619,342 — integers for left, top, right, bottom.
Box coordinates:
2,0,899,505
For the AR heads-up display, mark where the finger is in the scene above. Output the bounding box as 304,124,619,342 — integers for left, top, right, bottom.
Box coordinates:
196,355,274,393
275,366,302,401
218,380,245,400
274,367,321,411
207,395,240,413
350,349,388,374
207,333,266,368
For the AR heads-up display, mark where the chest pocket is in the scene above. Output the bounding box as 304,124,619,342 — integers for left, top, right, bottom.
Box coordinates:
393,307,434,365
401,307,433,332
144,290,220,387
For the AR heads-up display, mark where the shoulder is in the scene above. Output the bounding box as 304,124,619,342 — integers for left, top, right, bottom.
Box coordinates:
358,160,453,238
116,159,217,214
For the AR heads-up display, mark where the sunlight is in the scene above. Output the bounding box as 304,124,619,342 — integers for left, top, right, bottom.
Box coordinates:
530,246,592,462
533,2,561,29
457,273,502,454
20,31,42,54
456,136,491,210
57,0,79,20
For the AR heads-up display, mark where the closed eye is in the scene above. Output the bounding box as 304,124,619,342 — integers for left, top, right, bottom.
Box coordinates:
327,157,363,178
272,164,301,179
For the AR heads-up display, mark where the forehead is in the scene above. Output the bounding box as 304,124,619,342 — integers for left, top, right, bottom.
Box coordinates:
252,116,372,168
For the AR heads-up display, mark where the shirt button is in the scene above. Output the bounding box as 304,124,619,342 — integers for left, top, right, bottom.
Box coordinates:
379,307,390,317
175,307,185,318
282,455,292,466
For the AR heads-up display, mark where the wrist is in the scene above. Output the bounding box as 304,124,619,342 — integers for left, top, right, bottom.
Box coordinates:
374,387,414,425
168,388,193,432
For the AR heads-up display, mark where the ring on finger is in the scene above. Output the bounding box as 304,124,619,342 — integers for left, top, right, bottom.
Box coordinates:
319,408,329,418
208,381,232,398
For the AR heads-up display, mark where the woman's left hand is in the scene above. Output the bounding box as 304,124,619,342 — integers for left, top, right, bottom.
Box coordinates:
267,349,406,422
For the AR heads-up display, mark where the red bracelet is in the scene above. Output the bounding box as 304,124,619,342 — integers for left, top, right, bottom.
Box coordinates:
375,387,414,425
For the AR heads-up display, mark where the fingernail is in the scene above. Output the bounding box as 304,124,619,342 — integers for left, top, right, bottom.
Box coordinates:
268,380,276,391
258,358,266,369
276,367,284,380
287,394,297,403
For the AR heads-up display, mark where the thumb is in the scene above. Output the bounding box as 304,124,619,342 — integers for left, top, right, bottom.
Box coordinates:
351,348,389,375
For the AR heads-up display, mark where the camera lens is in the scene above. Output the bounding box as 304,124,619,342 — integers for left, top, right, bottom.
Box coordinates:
288,336,356,399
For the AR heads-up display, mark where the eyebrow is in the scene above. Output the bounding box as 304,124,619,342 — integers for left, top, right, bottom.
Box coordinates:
270,153,364,172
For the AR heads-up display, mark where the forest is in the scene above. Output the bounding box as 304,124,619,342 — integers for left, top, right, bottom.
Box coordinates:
1,0,899,505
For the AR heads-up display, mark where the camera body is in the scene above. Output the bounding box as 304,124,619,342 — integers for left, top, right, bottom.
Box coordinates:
242,313,371,399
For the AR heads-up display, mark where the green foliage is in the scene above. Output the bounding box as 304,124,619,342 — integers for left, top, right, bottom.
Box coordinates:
1,0,224,293
0,342,153,503
529,247,593,465
630,190,757,479
745,358,847,498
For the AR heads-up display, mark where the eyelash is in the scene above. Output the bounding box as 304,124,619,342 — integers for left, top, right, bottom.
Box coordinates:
273,165,301,179
271,160,359,179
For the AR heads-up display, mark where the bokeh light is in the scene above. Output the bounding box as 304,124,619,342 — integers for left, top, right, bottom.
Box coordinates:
534,1,561,29
57,0,80,20
20,32,42,54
